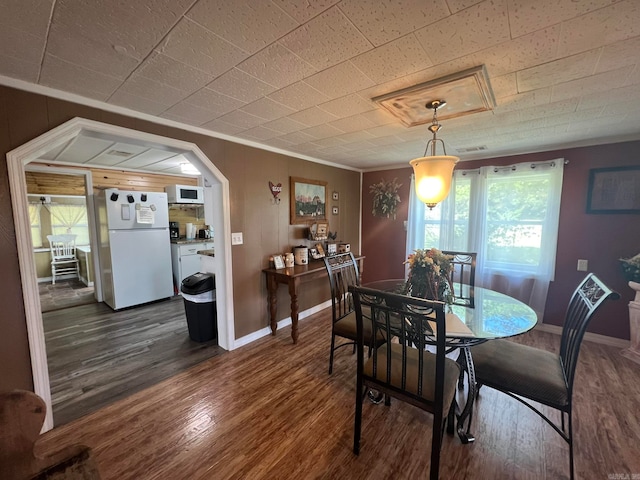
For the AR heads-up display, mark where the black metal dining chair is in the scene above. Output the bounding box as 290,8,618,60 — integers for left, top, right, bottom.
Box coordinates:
442,251,477,307
350,285,461,480
322,253,384,374
470,273,619,480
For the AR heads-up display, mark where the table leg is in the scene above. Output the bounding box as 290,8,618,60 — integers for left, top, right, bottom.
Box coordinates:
456,346,476,444
266,274,278,336
289,279,299,344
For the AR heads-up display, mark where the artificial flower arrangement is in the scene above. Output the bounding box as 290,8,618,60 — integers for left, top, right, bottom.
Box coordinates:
620,253,640,283
404,248,455,303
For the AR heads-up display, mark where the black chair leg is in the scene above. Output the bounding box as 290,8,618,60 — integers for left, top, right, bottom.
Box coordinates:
568,413,574,480
430,412,443,480
354,385,364,455
446,399,456,434
455,349,466,389
328,334,336,375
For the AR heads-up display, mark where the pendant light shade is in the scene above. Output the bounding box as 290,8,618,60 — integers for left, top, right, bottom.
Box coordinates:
410,100,459,209
410,155,458,207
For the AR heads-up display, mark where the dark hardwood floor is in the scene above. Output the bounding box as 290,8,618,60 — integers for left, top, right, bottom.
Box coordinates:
42,295,223,426
37,307,640,479
39,278,96,313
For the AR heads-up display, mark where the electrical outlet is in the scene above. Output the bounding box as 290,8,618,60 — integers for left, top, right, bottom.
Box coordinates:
577,259,588,271
231,232,243,245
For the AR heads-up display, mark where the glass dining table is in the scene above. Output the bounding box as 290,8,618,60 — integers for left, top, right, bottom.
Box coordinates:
363,279,538,444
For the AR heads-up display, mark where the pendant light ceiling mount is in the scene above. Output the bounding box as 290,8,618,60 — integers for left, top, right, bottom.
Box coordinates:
409,99,459,210
373,66,495,210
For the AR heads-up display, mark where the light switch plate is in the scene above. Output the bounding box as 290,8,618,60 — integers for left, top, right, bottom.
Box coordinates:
231,232,243,245
577,259,588,271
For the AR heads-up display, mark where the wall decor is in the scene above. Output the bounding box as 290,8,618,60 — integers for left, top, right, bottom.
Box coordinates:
332,191,339,201
370,177,402,218
586,166,640,214
290,177,328,224
268,181,282,204
332,206,339,215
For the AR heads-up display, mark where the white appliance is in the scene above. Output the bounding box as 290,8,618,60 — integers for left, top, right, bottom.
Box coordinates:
165,184,204,204
96,188,174,310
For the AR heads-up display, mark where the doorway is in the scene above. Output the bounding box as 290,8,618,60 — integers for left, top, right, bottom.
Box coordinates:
27,169,98,312
8,118,236,431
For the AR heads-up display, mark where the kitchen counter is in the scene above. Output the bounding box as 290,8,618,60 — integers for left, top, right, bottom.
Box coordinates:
197,249,215,257
171,238,212,245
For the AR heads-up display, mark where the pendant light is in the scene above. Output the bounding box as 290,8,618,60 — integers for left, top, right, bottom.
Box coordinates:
409,100,459,209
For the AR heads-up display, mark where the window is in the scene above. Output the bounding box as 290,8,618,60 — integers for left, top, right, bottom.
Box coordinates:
407,159,564,318
28,195,91,247
48,203,90,246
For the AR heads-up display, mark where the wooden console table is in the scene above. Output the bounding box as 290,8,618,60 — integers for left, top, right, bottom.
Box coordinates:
262,256,364,343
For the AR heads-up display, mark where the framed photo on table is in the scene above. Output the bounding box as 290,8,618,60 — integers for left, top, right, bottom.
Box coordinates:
586,166,640,214
272,254,285,270
290,177,328,224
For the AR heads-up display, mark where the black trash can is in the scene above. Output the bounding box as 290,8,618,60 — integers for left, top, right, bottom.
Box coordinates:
181,272,217,342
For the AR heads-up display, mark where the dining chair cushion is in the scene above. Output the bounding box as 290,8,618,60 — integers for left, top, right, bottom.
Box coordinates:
364,343,460,409
471,339,568,408
333,309,384,344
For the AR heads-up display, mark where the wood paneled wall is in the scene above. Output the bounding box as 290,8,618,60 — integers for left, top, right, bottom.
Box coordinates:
26,165,197,195
0,85,361,394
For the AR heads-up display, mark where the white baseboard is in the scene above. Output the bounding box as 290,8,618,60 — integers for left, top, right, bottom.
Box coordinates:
535,323,630,348
233,299,332,349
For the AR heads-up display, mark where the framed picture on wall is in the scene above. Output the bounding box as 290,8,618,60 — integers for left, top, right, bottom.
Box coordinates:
290,177,328,224
586,166,640,214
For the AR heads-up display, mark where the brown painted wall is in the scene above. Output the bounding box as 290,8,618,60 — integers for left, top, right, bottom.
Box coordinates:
0,85,360,392
362,143,640,340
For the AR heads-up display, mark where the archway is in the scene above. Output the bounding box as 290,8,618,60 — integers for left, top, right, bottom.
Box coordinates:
7,118,235,431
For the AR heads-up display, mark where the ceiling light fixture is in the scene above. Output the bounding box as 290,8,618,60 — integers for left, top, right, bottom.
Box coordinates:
180,162,200,175
410,100,459,209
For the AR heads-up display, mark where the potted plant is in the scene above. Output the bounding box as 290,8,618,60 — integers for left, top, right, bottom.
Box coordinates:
620,253,640,283
369,178,402,219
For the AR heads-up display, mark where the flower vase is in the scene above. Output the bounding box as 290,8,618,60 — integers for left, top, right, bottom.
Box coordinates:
406,271,450,303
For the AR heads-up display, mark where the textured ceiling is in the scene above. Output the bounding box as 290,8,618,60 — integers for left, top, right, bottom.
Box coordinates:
2,0,640,173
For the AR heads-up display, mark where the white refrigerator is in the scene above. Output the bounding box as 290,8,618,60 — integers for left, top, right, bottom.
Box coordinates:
96,188,174,310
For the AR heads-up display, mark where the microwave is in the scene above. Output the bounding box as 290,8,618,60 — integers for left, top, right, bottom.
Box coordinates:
165,184,204,204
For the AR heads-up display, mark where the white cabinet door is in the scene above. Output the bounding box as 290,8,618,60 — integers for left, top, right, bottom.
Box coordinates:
180,253,202,281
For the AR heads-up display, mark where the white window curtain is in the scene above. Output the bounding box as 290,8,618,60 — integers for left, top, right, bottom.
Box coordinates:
46,204,90,245
28,203,43,248
405,174,424,275
406,159,564,320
